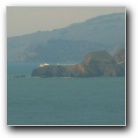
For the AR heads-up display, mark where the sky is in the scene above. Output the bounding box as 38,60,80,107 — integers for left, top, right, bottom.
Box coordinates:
7,7,125,37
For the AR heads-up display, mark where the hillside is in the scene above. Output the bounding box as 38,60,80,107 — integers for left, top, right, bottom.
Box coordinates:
7,12,125,63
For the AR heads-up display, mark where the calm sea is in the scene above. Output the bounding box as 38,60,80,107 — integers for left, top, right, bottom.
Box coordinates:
7,63,125,125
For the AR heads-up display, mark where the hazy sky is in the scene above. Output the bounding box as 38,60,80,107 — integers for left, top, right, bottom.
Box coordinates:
7,7,125,37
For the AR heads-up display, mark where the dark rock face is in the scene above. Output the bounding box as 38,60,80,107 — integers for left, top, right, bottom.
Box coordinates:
113,48,125,74
113,48,125,64
32,50,125,77
82,50,125,77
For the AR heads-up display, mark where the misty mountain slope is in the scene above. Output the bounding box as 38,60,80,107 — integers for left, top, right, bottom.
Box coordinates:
7,12,125,63
26,40,107,63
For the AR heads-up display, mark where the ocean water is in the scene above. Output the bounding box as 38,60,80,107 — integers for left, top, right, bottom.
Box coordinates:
7,63,125,125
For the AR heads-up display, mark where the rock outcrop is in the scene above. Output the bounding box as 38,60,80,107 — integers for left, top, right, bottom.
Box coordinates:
32,49,125,77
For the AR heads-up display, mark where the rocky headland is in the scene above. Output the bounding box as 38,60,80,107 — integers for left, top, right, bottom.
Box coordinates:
32,48,125,78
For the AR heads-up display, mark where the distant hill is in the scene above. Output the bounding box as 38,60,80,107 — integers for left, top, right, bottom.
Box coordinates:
7,12,125,63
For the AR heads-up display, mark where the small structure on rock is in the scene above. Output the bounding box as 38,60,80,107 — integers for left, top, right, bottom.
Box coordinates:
39,63,49,67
